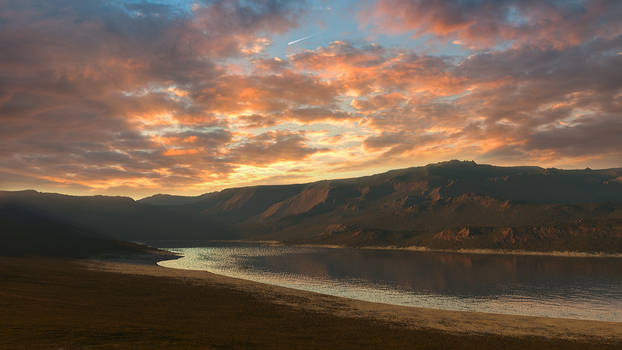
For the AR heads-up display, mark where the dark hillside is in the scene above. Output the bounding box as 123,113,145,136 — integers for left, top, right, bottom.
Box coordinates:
0,205,164,258
0,190,232,241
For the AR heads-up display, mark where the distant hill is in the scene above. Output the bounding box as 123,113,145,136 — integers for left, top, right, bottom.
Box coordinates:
0,190,233,241
0,205,167,258
3,161,622,253
139,192,216,206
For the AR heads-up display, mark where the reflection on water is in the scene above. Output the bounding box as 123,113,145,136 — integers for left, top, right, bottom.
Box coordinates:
156,242,622,322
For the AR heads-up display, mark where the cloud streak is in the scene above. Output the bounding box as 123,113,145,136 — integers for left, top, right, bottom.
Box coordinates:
288,34,315,46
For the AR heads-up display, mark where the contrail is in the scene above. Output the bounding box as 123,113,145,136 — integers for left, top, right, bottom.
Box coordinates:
287,35,314,46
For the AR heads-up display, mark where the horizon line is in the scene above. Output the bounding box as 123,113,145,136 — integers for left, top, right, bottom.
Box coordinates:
2,160,620,201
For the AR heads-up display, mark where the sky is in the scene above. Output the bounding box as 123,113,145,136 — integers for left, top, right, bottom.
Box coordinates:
1,0,621,198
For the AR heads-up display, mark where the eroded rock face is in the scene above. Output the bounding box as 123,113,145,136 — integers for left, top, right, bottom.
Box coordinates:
422,221,622,253
261,184,330,219
500,228,516,245
434,227,471,241
323,223,349,236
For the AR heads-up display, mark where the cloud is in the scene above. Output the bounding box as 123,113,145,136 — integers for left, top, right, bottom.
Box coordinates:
289,32,622,167
525,115,622,156
196,71,342,115
361,0,622,49
0,0,312,195
290,42,463,97
227,130,325,165
1,0,621,196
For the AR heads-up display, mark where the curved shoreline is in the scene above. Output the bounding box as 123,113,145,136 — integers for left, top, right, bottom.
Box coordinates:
296,244,622,258
150,240,622,258
85,256,622,342
186,241,622,258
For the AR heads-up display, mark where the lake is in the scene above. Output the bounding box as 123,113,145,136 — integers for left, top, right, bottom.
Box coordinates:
154,242,622,322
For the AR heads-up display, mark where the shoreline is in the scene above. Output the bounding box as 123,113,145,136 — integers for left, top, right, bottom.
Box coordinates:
85,255,622,342
294,244,622,258
151,239,622,258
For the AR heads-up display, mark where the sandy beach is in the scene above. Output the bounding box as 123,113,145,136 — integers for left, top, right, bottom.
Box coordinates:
86,258,622,342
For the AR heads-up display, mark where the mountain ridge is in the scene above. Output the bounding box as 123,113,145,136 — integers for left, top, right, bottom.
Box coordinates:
3,160,622,253
137,160,622,204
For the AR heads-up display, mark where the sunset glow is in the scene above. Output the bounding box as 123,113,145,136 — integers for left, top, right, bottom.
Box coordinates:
1,0,621,197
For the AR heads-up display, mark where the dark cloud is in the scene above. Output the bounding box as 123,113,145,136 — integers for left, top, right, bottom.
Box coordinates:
525,115,622,156
286,107,354,122
363,0,622,49
236,114,280,128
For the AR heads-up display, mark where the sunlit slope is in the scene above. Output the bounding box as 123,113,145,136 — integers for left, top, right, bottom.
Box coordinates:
142,161,622,252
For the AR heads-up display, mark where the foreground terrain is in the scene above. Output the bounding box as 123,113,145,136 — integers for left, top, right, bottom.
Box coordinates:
2,256,621,349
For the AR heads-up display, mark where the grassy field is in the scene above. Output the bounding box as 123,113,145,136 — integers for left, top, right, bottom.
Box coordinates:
1,257,620,349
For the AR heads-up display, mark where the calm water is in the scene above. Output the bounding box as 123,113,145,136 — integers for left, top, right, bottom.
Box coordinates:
154,242,622,322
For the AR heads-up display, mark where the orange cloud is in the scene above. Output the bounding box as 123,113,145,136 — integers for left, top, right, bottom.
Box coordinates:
163,149,200,156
